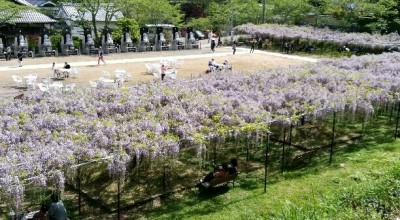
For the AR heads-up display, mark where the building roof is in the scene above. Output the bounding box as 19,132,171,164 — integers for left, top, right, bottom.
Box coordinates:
10,10,57,23
14,0,33,6
32,0,56,7
59,3,123,22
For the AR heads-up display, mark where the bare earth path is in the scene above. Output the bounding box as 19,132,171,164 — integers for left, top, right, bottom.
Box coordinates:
0,41,317,99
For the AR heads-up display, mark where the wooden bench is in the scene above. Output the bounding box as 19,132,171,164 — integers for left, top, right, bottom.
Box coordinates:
200,173,238,188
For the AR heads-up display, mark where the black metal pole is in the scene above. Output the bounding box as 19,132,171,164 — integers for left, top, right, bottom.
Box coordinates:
163,165,166,192
77,165,81,218
395,101,400,139
246,135,249,162
287,123,293,153
117,176,121,220
264,131,270,193
281,126,287,174
329,112,337,165
361,112,365,138
213,138,217,165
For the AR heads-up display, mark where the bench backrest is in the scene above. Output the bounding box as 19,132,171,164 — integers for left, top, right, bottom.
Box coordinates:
208,173,238,187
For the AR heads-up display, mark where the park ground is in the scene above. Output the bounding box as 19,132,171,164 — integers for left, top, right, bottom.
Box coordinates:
0,40,317,99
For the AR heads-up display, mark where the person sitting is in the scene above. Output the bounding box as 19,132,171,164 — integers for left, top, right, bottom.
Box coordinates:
197,163,229,187
227,158,238,175
47,193,68,220
63,62,71,69
208,58,216,73
33,204,49,220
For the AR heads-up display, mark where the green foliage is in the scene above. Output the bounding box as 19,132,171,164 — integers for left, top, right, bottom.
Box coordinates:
0,0,27,25
114,18,140,43
187,17,211,31
72,36,82,51
26,34,39,52
266,0,312,24
121,0,184,27
50,34,62,53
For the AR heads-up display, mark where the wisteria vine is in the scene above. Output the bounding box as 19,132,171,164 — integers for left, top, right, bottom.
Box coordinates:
1,52,400,209
237,23,400,48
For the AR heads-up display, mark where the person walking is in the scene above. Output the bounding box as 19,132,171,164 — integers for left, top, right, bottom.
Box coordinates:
98,46,106,65
161,64,166,81
210,35,216,52
232,40,237,55
250,38,256,53
17,50,23,67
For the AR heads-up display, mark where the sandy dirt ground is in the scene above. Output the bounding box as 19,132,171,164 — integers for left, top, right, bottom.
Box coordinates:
0,42,314,99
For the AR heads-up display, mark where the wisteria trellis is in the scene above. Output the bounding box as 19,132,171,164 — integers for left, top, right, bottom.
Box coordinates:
1,52,400,209
237,23,400,48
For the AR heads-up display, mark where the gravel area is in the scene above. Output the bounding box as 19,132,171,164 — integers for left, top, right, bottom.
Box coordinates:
0,40,315,99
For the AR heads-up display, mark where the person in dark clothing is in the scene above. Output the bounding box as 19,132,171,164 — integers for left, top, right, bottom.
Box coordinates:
232,41,237,55
250,38,256,53
211,39,216,52
258,38,263,49
196,158,238,187
17,51,23,67
63,62,71,69
201,163,229,184
217,36,222,47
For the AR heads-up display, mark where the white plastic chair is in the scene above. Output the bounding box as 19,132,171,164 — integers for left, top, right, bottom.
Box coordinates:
37,83,49,92
89,81,98,88
26,76,37,90
71,67,81,79
65,83,76,92
12,75,23,85
124,72,133,83
103,70,111,79
175,59,184,69
49,82,63,93
168,69,177,79
145,63,154,74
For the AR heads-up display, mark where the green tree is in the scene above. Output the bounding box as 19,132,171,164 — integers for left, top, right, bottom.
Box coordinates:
121,0,184,27
73,0,125,45
0,0,27,26
206,0,261,34
266,0,312,24
113,18,140,43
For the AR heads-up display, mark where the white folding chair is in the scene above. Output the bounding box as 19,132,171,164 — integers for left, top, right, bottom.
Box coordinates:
175,59,184,69
26,75,37,90
103,70,111,79
65,83,76,92
168,69,177,79
89,81,98,88
37,83,49,92
12,75,23,85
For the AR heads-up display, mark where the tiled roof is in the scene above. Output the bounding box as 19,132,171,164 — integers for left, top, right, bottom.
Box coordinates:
33,0,56,7
60,3,123,22
10,10,57,23
14,0,33,6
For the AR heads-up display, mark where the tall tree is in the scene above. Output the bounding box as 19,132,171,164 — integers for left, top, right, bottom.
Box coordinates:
0,0,27,27
121,0,183,27
266,0,312,24
74,0,124,44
